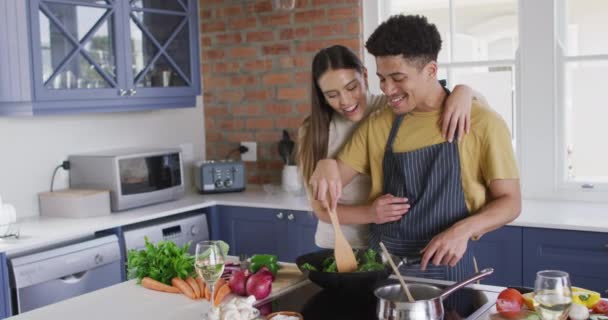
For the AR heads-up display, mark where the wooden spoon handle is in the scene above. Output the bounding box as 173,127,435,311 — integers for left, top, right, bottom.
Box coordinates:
379,242,415,303
324,203,357,272
327,206,341,232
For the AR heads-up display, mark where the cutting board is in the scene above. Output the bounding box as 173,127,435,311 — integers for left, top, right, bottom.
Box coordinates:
270,262,307,295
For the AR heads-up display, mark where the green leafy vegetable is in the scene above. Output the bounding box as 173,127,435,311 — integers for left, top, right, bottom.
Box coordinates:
198,240,231,259
357,249,384,272
300,263,318,271
127,237,195,285
302,249,385,273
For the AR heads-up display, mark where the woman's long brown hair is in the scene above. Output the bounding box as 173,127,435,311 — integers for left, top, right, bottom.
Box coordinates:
298,45,365,187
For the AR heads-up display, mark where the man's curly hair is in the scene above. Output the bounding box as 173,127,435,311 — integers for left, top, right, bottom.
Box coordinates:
365,14,442,70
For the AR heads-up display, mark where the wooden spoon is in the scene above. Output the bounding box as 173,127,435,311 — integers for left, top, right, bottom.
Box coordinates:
379,242,415,302
324,202,358,273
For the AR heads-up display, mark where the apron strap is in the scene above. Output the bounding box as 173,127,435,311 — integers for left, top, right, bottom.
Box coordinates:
384,114,406,153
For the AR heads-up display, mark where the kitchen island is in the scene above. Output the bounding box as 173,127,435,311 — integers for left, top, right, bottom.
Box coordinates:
5,272,507,320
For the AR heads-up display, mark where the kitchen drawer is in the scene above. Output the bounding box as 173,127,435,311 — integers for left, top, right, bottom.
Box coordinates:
523,227,608,294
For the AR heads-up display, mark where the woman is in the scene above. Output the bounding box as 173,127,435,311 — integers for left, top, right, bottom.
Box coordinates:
298,45,484,249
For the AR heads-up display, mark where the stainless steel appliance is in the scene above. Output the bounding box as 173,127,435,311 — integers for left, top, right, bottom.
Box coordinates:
195,160,246,194
123,213,209,256
10,235,122,314
69,148,185,211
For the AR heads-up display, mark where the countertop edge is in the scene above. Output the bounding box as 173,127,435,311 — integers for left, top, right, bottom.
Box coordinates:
3,188,608,256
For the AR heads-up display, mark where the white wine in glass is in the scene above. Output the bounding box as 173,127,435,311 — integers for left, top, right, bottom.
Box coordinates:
195,241,226,311
534,270,572,320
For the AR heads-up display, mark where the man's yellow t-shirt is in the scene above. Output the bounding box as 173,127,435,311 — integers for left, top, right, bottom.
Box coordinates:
337,101,519,214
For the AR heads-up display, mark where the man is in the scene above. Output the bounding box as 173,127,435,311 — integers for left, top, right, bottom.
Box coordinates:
310,14,521,281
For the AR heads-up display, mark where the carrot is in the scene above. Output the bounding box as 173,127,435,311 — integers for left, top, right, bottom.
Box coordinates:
195,277,206,300
141,277,180,294
213,284,232,307
186,277,201,299
171,277,196,299
204,284,211,300
203,278,226,302
215,278,227,294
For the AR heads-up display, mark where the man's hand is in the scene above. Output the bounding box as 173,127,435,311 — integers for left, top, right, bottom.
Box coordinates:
370,194,410,224
309,159,341,210
419,223,472,270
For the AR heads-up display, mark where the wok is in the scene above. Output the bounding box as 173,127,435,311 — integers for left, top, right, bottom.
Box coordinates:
295,249,421,293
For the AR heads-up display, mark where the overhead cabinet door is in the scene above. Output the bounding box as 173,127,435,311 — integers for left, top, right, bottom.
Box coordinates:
30,0,127,100
121,0,200,98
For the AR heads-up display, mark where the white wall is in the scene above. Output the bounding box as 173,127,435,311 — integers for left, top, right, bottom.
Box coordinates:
0,98,205,218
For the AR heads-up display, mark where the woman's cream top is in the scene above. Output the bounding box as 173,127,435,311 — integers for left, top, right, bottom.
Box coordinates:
310,94,387,249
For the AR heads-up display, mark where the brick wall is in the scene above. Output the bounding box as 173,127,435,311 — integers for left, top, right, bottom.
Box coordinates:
199,0,363,184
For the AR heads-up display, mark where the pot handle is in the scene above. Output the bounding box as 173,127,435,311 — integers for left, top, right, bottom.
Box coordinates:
439,268,494,300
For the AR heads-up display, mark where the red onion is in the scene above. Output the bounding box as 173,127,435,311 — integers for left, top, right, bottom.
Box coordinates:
245,270,273,299
256,266,275,280
228,269,251,296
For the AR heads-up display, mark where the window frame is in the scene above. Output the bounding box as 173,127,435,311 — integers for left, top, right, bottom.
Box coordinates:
363,0,608,202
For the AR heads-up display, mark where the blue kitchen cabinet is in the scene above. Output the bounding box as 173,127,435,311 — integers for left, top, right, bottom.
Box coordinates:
214,206,320,263
0,0,200,115
284,210,321,262
523,227,608,295
469,226,523,287
216,206,289,261
1,252,11,319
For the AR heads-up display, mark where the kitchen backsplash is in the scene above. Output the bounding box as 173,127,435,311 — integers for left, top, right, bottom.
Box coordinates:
0,104,204,218
200,0,364,184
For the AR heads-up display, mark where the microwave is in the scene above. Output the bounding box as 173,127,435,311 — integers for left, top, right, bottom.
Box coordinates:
69,148,185,211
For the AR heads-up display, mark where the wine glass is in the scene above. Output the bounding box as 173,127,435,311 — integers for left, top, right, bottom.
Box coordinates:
195,241,226,314
534,270,572,320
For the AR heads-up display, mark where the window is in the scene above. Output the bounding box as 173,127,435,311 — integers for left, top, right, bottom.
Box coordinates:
364,0,518,134
557,0,608,189
363,0,608,201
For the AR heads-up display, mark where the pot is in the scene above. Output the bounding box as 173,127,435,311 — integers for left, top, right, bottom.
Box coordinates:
374,268,494,320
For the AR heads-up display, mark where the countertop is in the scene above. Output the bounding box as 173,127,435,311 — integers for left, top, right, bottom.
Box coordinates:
1,185,608,256
5,261,309,320
4,271,505,320
6,279,209,320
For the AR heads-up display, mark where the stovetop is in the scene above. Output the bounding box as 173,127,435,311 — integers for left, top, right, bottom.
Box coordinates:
257,281,493,320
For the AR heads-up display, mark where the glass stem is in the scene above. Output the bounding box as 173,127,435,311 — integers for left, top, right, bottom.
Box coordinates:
209,284,215,308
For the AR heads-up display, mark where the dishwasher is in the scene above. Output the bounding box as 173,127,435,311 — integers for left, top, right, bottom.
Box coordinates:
10,235,122,314
123,213,209,256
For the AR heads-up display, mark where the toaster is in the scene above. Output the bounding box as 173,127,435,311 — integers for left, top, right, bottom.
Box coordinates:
195,160,246,194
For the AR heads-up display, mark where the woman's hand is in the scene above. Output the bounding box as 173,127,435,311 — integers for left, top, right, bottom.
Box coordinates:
419,223,472,270
309,159,341,210
370,194,410,224
441,84,473,142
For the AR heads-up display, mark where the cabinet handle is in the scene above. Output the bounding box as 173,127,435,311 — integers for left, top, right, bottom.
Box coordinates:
287,213,294,221
128,89,137,96
276,212,284,219
119,89,127,96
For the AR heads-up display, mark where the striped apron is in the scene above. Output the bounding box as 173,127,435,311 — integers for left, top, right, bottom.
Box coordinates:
369,113,475,282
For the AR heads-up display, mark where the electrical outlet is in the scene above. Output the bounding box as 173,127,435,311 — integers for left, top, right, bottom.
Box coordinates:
240,141,257,162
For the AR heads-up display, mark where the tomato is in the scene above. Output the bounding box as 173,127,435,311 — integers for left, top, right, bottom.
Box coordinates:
496,288,524,318
592,300,608,315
